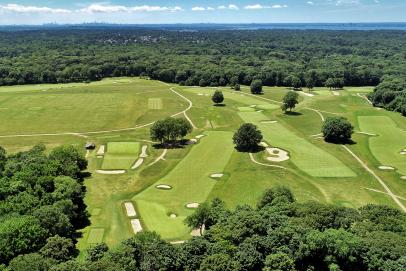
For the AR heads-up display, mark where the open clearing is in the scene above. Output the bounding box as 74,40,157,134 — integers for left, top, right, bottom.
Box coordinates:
358,116,406,175
134,131,234,240
2,78,406,250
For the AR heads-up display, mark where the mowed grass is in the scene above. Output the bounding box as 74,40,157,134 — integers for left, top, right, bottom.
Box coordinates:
134,131,234,240
0,78,186,134
358,116,406,175
239,111,356,178
101,142,140,170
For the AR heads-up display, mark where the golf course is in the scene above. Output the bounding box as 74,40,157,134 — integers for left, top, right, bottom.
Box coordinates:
0,77,405,248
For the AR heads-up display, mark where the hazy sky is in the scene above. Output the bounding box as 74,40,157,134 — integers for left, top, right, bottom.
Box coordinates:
0,0,405,25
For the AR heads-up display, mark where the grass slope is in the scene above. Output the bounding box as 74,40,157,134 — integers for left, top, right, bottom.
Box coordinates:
102,142,140,170
134,131,234,240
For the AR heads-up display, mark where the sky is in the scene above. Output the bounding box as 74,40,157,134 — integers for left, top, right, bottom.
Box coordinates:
0,0,405,25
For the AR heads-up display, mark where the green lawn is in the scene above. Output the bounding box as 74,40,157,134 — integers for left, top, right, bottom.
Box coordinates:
101,142,140,170
134,131,234,240
239,111,356,178
358,116,406,175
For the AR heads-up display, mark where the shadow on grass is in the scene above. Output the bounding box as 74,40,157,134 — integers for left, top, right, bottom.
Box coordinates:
284,111,303,116
153,139,200,149
235,145,265,153
324,137,357,145
213,104,226,107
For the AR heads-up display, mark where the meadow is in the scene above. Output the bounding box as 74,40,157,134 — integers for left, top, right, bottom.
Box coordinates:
0,78,405,250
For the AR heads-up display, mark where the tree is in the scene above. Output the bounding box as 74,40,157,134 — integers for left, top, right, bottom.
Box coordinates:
234,84,241,91
281,91,299,112
86,243,109,262
285,75,302,90
8,253,52,271
212,90,224,105
39,236,78,263
229,76,239,87
0,146,6,174
322,116,354,143
150,117,193,144
185,202,210,235
250,80,263,94
263,253,296,271
49,145,87,179
233,123,263,151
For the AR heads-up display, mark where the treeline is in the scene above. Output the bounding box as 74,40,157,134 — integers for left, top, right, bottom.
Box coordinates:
1,29,406,88
368,77,406,116
8,187,406,271
0,145,89,268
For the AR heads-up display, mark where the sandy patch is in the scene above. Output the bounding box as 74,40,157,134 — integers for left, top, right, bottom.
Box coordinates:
378,166,395,170
197,93,204,96
266,147,290,162
261,120,278,124
124,202,136,217
357,132,376,136
300,92,315,97
257,110,263,113
140,145,148,158
97,155,103,158
131,158,144,169
210,173,224,178
130,219,142,234
260,142,269,147
195,134,205,139
249,105,256,108
156,184,172,190
96,170,126,175
401,176,406,180
169,214,177,219
186,203,200,209
400,152,406,155
97,145,105,156
332,91,340,96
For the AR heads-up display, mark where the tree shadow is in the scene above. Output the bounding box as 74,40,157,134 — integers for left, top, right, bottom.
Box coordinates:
284,111,303,116
153,139,198,149
324,138,357,145
235,145,265,153
213,104,226,107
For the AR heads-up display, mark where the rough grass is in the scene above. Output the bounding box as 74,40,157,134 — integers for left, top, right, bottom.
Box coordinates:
239,111,356,177
134,131,234,240
148,98,163,109
101,142,140,170
358,116,406,175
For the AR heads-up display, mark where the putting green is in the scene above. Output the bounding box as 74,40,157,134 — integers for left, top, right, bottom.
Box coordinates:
134,131,234,240
101,142,140,170
358,116,406,175
239,112,356,178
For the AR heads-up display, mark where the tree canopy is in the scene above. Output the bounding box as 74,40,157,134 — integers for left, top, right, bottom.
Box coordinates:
250,80,263,94
233,123,263,151
212,90,224,105
322,116,354,143
281,91,299,112
150,117,193,144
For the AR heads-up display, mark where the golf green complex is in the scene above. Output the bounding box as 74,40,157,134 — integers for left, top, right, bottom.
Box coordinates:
0,77,405,248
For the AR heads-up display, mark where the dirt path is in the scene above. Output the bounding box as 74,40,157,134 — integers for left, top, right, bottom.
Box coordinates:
147,149,168,167
343,145,406,212
357,93,373,105
168,87,197,129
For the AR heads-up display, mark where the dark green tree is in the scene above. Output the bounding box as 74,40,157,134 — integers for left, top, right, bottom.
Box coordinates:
250,80,263,94
233,123,263,151
281,91,299,112
212,90,224,105
39,236,78,263
322,117,354,143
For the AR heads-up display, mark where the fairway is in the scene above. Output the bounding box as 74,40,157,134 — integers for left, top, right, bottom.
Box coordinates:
101,142,140,170
148,98,163,109
239,111,356,177
358,116,406,175
134,131,234,240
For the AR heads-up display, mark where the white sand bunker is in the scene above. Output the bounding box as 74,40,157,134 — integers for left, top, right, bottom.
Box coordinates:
130,219,142,234
210,173,224,178
379,166,395,170
401,149,406,155
156,184,172,190
96,170,126,175
131,158,144,169
186,203,200,209
195,135,205,139
266,148,290,162
124,202,136,217
169,214,177,219
300,92,315,97
97,145,105,156
197,93,204,96
332,91,340,96
140,145,148,158
261,120,278,124
401,176,406,180
259,142,269,147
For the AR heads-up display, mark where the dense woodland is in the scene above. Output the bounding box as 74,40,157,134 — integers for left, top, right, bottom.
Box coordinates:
0,145,89,269
0,28,405,115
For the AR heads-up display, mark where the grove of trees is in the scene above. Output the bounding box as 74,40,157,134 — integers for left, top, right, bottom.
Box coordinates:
150,117,193,145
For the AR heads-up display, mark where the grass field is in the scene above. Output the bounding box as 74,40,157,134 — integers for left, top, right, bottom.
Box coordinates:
1,78,405,252
239,111,356,177
101,142,140,170
358,116,406,175
134,131,234,240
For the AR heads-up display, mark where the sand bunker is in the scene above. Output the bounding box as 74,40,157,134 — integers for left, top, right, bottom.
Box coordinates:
140,145,148,158
260,142,269,147
379,166,395,170
156,184,172,190
257,110,263,113
401,176,406,180
97,145,105,156
124,202,136,217
210,173,224,178
131,158,144,169
130,219,142,234
332,91,340,96
195,135,205,139
186,203,200,209
400,152,406,155
300,92,315,97
198,93,204,96
96,170,126,175
261,120,278,124
266,147,290,162
169,214,177,219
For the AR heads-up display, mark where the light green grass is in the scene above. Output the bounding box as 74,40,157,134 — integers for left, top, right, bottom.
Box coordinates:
148,98,163,109
358,116,406,175
87,228,105,244
238,107,256,112
101,142,140,170
239,111,356,178
134,131,234,240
